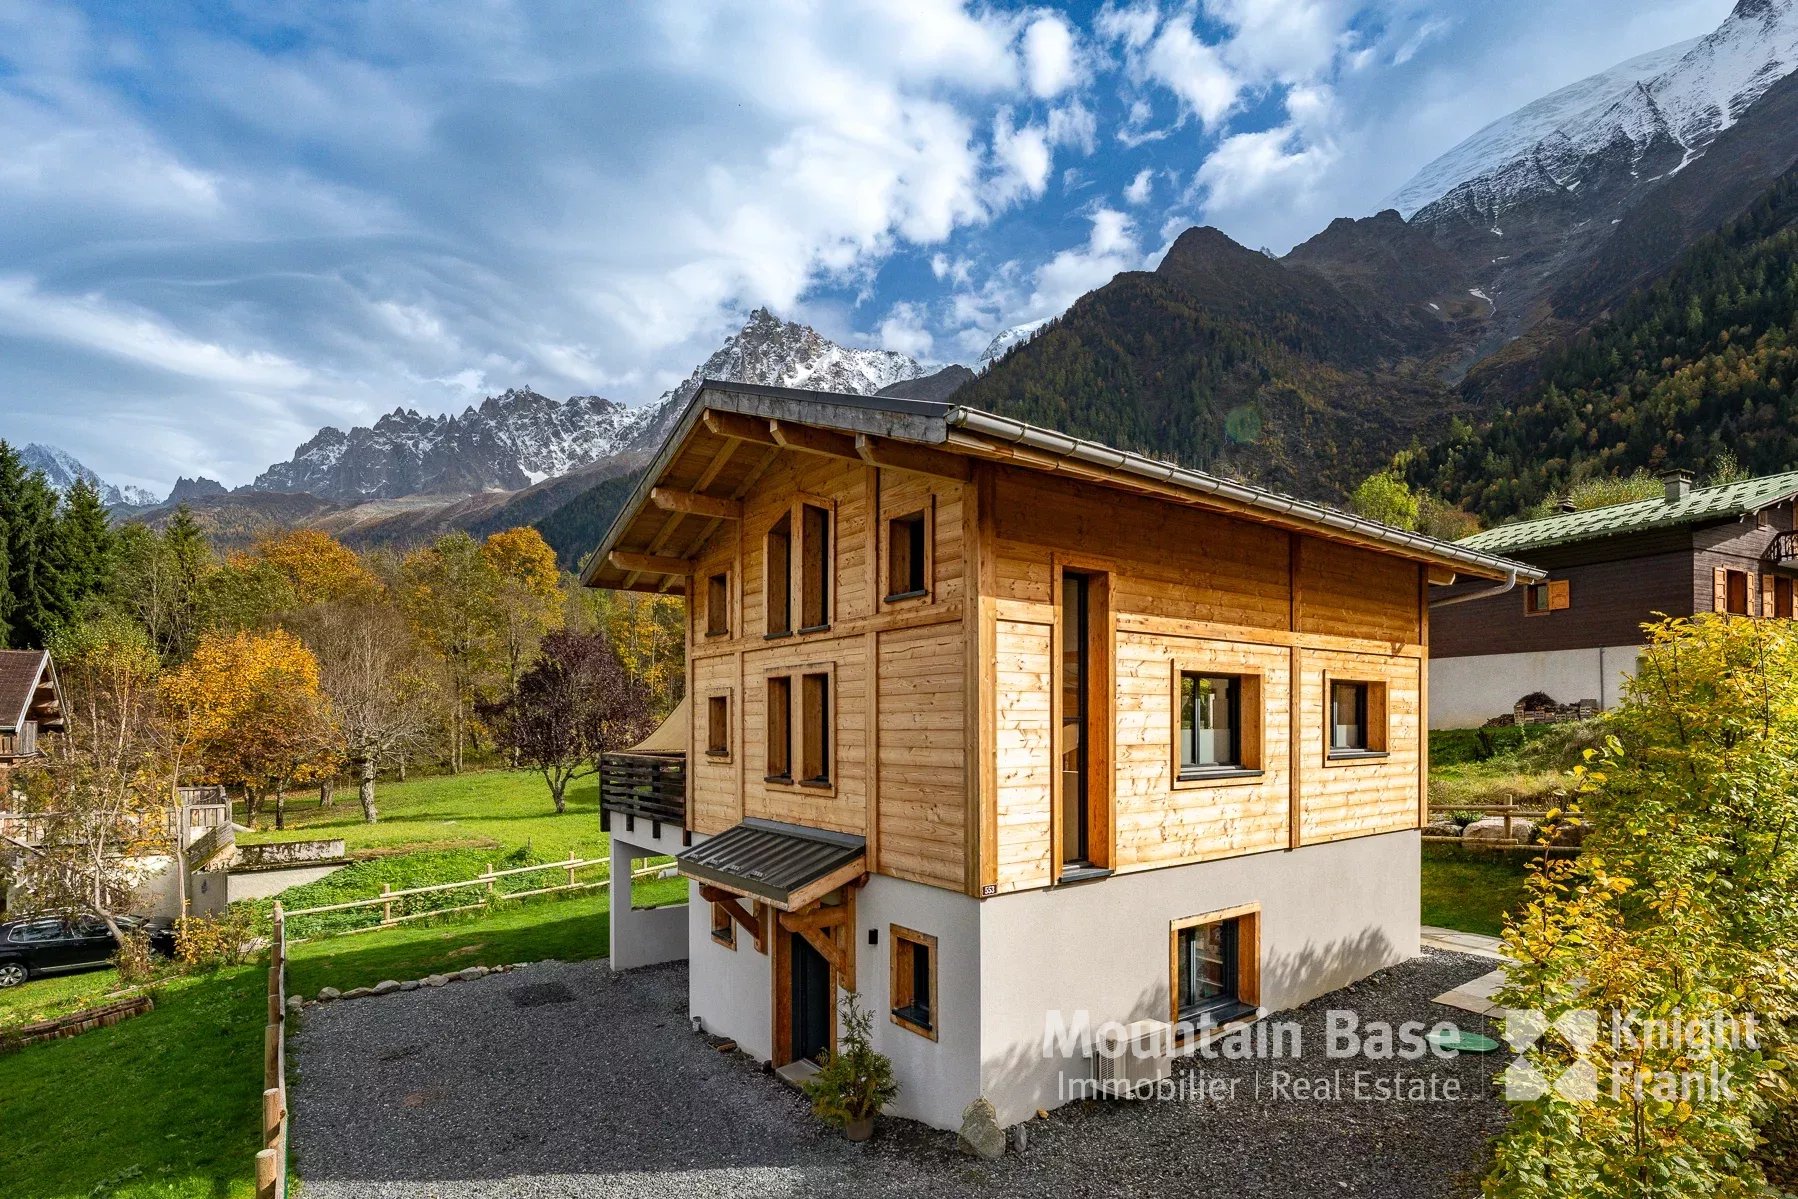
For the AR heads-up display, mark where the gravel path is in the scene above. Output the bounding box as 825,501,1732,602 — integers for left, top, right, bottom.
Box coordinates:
291,951,1508,1199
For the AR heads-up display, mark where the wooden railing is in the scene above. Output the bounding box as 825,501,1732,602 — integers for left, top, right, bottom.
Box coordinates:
1425,798,1550,844
599,752,689,844
256,900,289,1199
0,721,37,759
1766,530,1798,563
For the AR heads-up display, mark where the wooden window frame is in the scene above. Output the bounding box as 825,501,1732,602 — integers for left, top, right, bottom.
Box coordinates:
1050,559,1114,880
763,663,836,797
764,512,793,638
799,669,832,789
711,901,737,950
765,674,793,783
1168,903,1260,1026
881,498,934,606
1719,567,1752,616
797,498,834,634
705,571,731,638
1323,675,1388,764
705,690,732,761
890,924,939,1040
1170,663,1263,787
1523,579,1570,616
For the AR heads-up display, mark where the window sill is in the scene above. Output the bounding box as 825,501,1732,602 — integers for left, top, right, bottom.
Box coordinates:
1326,749,1388,763
764,773,793,785
705,629,731,639
1176,766,1263,784
892,1007,937,1040
1176,998,1256,1027
883,589,929,604
705,750,731,762
711,932,736,951
797,624,832,636
797,778,833,791
1053,865,1113,887
764,630,793,641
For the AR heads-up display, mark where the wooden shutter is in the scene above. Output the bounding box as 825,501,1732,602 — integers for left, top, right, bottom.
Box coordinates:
1747,571,1759,618
1763,575,1778,618
1547,579,1571,611
1713,566,1728,612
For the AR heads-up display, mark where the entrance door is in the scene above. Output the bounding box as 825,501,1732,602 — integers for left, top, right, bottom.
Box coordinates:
790,934,832,1064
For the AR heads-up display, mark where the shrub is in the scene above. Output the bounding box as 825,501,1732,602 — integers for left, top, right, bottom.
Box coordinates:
111,930,158,985
1448,810,1480,829
175,909,259,971
804,992,898,1129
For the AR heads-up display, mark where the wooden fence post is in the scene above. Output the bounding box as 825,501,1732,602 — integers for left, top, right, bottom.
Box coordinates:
255,1147,279,1199
263,1086,284,1144
380,883,393,925
566,852,577,889
485,864,494,898
1502,798,1515,844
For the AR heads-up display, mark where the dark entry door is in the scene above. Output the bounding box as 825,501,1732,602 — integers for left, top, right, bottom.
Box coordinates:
790,934,831,1064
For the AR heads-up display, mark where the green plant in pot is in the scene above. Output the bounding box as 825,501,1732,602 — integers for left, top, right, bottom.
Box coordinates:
803,991,898,1141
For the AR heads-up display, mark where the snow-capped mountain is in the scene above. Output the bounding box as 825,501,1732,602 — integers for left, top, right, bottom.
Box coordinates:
20,443,158,508
1386,38,1699,217
639,308,928,441
977,319,1051,372
255,389,650,502
1405,0,1798,228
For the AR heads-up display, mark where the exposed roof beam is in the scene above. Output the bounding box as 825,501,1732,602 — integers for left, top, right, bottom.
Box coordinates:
609,550,691,577
703,409,779,445
854,433,971,481
651,487,741,520
769,420,858,460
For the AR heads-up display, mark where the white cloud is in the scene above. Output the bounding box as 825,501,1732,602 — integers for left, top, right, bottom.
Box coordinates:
1206,0,1353,84
1126,10,1243,129
1124,167,1155,204
987,108,1053,205
877,300,935,358
1047,101,1099,152
1022,14,1081,98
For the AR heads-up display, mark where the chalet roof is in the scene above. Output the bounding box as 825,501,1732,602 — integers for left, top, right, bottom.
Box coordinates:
676,818,865,910
1459,470,1798,557
0,649,63,736
583,380,1543,592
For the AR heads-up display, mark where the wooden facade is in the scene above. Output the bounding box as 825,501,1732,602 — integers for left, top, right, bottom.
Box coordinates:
629,394,1472,902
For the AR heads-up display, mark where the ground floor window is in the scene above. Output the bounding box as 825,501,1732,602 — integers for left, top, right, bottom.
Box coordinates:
1170,905,1260,1026
711,902,736,949
890,924,938,1040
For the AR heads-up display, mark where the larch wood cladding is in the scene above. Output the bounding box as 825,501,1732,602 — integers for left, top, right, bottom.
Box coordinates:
684,448,968,889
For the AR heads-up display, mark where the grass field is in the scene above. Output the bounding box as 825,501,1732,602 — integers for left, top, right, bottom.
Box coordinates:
1420,853,1532,938
0,881,674,1199
237,768,603,859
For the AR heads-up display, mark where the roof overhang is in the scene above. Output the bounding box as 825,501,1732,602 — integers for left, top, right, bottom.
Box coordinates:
582,380,1543,593
676,818,866,912
1,650,62,736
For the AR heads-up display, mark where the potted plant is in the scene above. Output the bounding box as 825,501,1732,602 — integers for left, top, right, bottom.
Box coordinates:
803,991,898,1141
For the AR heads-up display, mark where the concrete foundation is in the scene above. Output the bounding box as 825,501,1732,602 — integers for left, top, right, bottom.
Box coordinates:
1429,644,1641,728
608,827,689,970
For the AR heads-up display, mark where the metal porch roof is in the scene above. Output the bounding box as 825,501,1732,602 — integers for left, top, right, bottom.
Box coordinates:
676,818,865,908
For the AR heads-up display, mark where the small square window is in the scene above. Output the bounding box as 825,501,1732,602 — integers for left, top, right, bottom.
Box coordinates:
706,694,730,758
1179,673,1242,774
706,572,729,637
890,925,938,1039
885,510,928,601
1172,912,1257,1025
1524,582,1549,614
1327,679,1386,758
711,902,736,949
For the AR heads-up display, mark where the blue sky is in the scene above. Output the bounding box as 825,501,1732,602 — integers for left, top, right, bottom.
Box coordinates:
0,0,1733,493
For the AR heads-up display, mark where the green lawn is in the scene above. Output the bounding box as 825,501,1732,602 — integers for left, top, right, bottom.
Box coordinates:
1421,853,1533,938
0,880,685,1199
238,768,604,859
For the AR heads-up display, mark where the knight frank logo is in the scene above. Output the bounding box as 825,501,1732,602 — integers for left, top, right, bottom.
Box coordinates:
1501,1008,1600,1102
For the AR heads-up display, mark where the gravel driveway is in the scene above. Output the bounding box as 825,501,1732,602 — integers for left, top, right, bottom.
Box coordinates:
292,951,1508,1199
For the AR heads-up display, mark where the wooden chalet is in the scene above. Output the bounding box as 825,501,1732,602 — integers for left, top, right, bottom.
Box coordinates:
589,381,1539,1129
0,649,63,783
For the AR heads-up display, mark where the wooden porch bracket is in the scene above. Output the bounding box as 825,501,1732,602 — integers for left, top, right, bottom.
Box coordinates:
650,487,742,520
777,898,856,991
609,550,692,577
703,410,780,445
699,885,767,953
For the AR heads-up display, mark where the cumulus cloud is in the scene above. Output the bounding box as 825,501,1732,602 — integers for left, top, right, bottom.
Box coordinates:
1022,13,1082,97
1124,167,1155,205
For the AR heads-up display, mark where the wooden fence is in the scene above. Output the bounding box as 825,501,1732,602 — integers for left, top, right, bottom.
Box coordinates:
1424,797,1550,844
256,900,289,1199
282,853,632,940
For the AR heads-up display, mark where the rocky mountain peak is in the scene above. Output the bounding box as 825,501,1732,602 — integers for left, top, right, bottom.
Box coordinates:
19,443,158,508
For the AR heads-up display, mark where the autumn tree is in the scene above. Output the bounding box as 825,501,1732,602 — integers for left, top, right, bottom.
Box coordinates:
574,589,685,717
8,614,170,942
161,628,339,828
253,529,379,606
489,630,656,813
481,527,564,702
109,509,212,661
301,600,434,823
399,532,500,772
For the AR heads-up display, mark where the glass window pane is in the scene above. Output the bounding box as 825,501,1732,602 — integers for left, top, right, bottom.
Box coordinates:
1177,921,1233,1012
1331,681,1366,750
1181,674,1239,769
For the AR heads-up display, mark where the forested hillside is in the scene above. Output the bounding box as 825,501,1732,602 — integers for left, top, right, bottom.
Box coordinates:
1408,165,1798,521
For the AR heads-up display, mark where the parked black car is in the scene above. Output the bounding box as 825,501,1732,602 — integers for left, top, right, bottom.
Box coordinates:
0,913,176,987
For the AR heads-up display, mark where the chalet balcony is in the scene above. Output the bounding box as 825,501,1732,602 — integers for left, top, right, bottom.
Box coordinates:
1767,530,1798,563
0,720,39,761
599,752,689,845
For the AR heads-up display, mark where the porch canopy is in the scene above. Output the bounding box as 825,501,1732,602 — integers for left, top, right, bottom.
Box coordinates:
676,818,865,912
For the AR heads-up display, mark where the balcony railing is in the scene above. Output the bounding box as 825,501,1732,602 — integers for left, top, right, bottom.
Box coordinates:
599,752,689,845
1767,530,1798,563
0,721,39,760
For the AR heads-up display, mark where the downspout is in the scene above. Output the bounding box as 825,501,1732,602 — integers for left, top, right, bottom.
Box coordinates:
1427,566,1521,609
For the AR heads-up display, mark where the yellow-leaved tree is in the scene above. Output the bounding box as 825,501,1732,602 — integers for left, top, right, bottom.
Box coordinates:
253,529,380,606
481,527,565,701
162,628,339,829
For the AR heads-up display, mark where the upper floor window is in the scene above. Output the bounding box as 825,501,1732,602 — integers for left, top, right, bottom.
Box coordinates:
706,572,730,637
1524,580,1570,615
706,693,730,759
764,667,833,789
885,510,929,601
1179,673,1242,775
765,675,792,781
1328,679,1387,759
799,503,832,631
800,670,832,786
765,514,792,636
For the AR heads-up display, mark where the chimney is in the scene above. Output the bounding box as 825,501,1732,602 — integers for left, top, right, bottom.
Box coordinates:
1660,469,1693,503
1558,496,1577,513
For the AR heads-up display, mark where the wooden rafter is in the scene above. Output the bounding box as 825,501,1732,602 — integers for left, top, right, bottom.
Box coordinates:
777,893,857,990
704,409,780,445
699,886,766,953
691,437,741,493
854,433,971,481
769,420,858,460
651,487,741,520
609,550,691,577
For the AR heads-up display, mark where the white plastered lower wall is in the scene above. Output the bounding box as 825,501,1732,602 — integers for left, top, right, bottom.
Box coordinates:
1429,645,1641,729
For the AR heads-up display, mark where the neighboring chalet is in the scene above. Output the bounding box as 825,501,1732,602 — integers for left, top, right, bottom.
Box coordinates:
1431,469,1798,728
588,381,1540,1130
0,649,63,786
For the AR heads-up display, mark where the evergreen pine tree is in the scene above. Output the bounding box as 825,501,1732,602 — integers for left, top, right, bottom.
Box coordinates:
0,442,63,648
55,477,117,615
